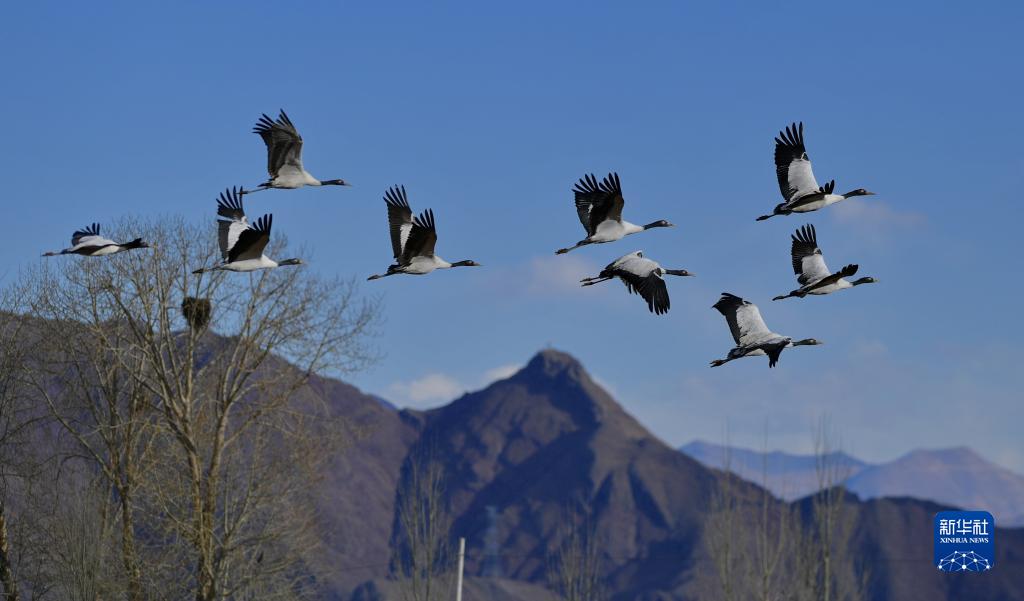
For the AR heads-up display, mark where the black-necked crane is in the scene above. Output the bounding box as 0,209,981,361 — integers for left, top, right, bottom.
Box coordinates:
710,293,821,368
367,185,480,280
580,250,693,315
244,110,350,194
773,224,877,301
192,187,303,274
757,122,875,221
42,223,149,257
556,172,673,254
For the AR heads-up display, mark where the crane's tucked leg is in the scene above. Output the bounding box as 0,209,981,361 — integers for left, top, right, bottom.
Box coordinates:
772,290,802,301
580,276,613,287
556,240,591,255
240,185,272,196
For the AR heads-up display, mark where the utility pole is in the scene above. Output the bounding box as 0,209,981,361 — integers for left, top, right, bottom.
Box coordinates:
455,537,466,601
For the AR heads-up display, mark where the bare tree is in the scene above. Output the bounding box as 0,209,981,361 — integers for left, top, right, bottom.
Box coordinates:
0,303,30,601
547,507,604,601
706,422,866,601
17,216,378,600
44,483,124,601
393,454,454,601
750,437,789,601
21,310,158,601
706,436,746,601
790,418,867,601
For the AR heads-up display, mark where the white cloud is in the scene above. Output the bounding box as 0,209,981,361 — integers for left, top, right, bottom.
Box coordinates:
514,254,600,296
850,339,889,359
830,200,925,228
386,362,524,410
482,364,521,384
387,373,465,409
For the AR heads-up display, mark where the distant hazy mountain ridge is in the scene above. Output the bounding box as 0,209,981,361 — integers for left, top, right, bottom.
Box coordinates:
680,440,1024,526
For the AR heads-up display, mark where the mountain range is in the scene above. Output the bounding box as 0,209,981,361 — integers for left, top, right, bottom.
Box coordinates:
307,349,1022,600
680,441,1024,526
17,330,1022,600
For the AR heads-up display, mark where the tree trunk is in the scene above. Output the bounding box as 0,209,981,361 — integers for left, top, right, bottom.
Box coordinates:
119,488,143,601
188,448,216,601
0,504,20,601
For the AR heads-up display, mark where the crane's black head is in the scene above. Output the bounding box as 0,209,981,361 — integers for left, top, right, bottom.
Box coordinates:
452,260,481,268
322,179,351,187
279,258,304,266
664,269,694,277
853,276,877,285
643,220,675,230
842,188,875,198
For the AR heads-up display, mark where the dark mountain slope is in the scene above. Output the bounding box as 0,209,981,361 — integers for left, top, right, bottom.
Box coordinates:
303,372,421,596
402,350,732,600
850,496,1024,601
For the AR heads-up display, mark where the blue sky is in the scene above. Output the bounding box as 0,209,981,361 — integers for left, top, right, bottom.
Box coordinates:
4,2,1023,471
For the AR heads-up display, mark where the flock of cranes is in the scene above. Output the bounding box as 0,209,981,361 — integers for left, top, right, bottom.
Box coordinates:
42,111,878,369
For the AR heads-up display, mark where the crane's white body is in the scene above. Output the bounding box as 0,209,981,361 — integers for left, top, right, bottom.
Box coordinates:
591,220,643,243
77,239,128,256
400,255,453,275
807,279,853,294
609,251,657,275
207,256,281,272
269,165,322,189
788,194,846,213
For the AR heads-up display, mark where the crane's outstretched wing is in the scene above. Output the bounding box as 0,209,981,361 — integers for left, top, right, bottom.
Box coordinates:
572,172,624,236
229,214,272,263
619,269,670,315
216,187,250,261
790,224,832,286
70,223,109,247
775,122,821,203
402,209,438,263
384,186,414,260
253,110,304,179
713,293,772,346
